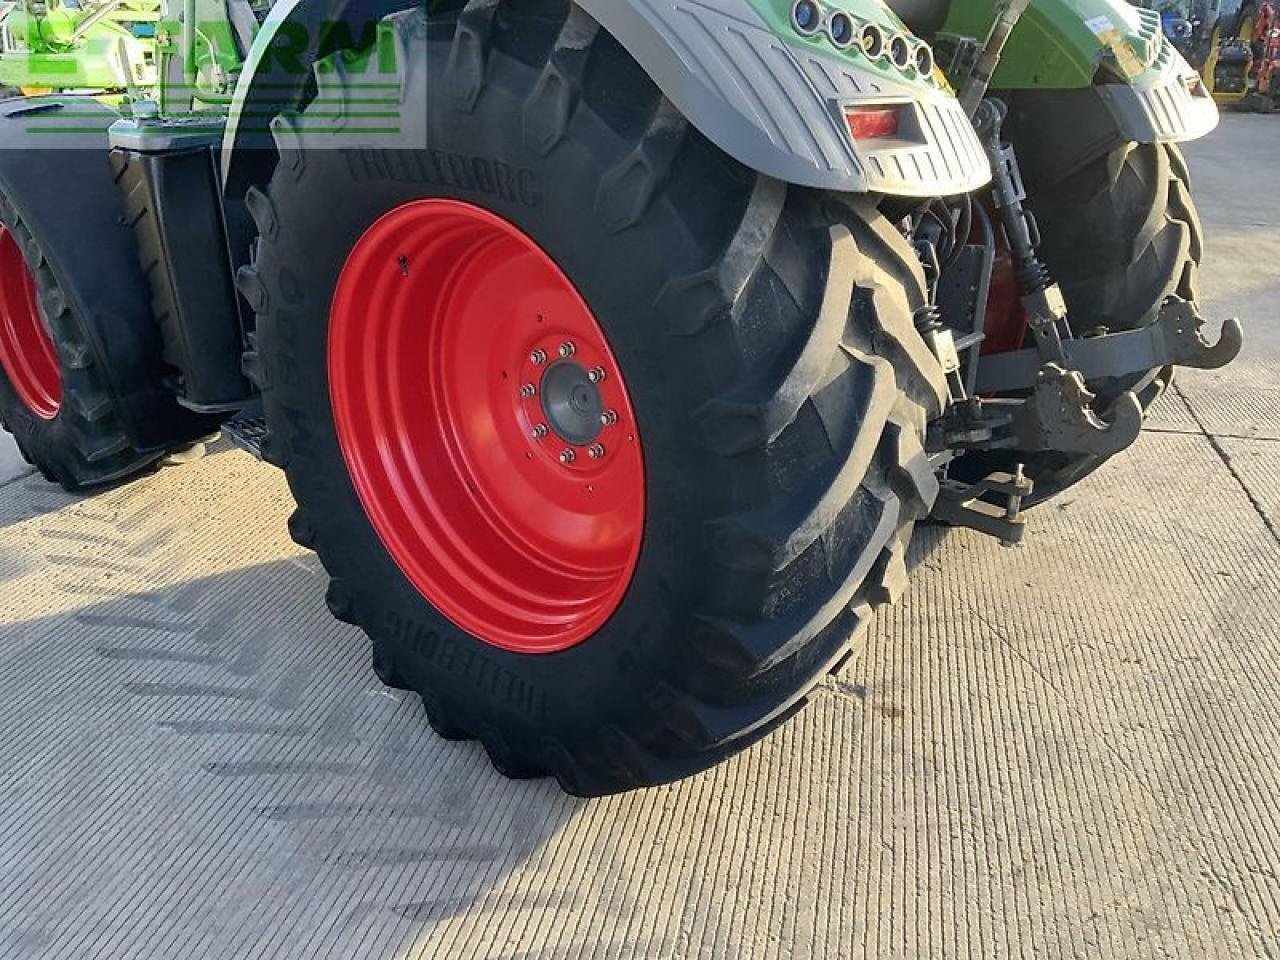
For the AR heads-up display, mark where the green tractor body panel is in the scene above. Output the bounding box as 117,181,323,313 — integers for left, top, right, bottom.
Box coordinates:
942,0,1174,88
938,0,1218,142
744,0,954,92
0,0,1218,196
0,47,123,92
0,0,158,92
221,0,989,198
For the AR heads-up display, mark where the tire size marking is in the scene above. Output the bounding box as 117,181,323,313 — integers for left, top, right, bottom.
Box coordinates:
384,610,550,721
340,148,541,209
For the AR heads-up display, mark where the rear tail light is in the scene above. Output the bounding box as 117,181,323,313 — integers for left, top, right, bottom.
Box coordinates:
844,106,902,141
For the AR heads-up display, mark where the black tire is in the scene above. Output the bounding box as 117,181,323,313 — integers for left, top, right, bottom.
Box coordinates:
954,140,1203,504
240,3,948,795
0,98,222,491
1034,141,1201,332
0,200,171,490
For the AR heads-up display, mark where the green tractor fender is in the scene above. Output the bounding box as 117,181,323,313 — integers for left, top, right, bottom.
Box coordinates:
567,0,989,196
942,0,1219,144
220,0,992,200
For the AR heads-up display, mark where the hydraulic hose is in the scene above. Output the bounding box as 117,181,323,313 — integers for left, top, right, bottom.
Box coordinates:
959,0,1032,116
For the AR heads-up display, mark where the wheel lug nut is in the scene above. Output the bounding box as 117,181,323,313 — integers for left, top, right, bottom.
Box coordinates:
530,348,547,366
588,444,606,460
531,423,549,439
559,342,576,358
600,409,619,426
559,448,576,465
520,383,537,398
588,367,606,383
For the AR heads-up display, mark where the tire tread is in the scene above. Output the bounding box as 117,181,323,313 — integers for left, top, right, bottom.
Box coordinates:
249,1,946,796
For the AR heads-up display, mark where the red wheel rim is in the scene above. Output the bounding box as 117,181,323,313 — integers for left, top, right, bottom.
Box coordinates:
0,226,60,419
329,200,645,654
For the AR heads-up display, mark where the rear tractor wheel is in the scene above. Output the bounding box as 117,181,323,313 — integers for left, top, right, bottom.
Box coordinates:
242,2,949,795
956,139,1203,505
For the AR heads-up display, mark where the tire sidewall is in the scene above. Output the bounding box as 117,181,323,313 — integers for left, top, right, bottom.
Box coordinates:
259,36,746,746
0,209,76,478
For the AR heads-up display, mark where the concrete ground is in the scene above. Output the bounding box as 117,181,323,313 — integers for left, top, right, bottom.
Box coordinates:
0,115,1277,960
0,436,24,487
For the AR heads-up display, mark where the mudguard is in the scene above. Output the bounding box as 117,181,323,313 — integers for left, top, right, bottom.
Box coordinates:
221,0,991,199
572,0,989,196
941,0,1218,143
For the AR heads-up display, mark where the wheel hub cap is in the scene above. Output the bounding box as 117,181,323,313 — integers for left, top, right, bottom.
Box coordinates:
539,361,604,446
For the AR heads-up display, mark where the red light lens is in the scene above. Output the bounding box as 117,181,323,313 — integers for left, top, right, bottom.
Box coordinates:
845,107,901,140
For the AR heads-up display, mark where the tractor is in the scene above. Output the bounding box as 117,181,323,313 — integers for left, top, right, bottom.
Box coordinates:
0,0,1241,795
1213,0,1280,108
1140,0,1224,78
0,0,160,98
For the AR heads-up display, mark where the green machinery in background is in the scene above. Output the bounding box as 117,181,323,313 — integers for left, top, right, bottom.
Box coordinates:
0,0,159,96
0,0,253,104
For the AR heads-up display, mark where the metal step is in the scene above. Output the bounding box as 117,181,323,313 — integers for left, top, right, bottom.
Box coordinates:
223,416,267,460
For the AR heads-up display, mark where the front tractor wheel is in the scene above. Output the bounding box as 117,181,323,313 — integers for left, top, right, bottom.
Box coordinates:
243,3,947,795
0,199,190,490
0,97,224,491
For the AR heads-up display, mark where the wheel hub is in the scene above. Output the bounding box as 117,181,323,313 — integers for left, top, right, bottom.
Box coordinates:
539,360,604,446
